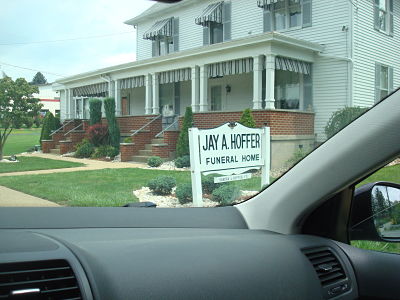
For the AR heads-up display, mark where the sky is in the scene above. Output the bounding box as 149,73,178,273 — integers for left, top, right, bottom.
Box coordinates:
0,0,154,83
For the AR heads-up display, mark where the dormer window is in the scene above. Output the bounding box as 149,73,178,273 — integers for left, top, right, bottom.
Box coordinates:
143,17,179,57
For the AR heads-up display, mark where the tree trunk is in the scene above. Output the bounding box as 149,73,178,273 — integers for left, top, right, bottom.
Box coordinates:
0,146,3,161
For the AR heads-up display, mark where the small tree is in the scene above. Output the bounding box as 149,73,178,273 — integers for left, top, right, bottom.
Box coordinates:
325,106,369,139
31,72,47,85
89,98,102,125
40,112,56,142
104,97,120,150
176,106,193,157
0,77,42,160
239,108,256,128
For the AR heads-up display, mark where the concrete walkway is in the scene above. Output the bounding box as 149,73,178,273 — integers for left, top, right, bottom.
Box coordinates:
0,186,60,207
0,152,146,177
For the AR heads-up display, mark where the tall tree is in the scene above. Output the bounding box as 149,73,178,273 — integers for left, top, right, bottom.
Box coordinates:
31,72,47,85
0,77,42,160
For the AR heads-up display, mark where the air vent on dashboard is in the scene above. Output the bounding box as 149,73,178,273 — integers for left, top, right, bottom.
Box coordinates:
0,259,82,300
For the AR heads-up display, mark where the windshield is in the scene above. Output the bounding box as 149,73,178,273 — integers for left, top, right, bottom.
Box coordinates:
0,0,398,208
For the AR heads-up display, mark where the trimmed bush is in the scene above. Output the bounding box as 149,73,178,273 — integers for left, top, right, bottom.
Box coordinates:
91,145,119,159
40,112,56,142
239,108,256,128
89,98,102,125
325,106,369,139
202,174,221,194
174,155,190,168
74,139,95,158
176,183,192,204
212,185,241,206
147,156,163,167
87,124,109,146
176,106,193,157
104,97,120,150
147,176,176,195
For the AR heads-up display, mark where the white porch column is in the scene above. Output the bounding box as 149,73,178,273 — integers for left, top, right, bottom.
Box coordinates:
199,65,208,112
68,89,75,119
265,54,276,109
152,73,160,114
191,66,200,112
253,55,263,110
114,80,122,116
145,74,152,114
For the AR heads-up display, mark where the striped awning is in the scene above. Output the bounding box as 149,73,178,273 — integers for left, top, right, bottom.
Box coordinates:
120,76,145,89
257,0,300,9
143,18,173,40
73,82,108,97
195,2,223,26
159,68,191,84
208,58,253,78
275,57,311,75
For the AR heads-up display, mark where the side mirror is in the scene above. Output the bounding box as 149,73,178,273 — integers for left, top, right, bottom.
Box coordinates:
350,181,400,241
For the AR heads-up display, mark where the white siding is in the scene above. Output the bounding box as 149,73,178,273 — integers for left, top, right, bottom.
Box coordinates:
121,87,146,115
353,0,400,107
59,90,67,121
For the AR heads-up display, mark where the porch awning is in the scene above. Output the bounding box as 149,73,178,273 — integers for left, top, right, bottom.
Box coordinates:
257,0,300,9
143,18,173,40
195,2,223,26
120,76,145,89
208,58,253,78
73,82,108,97
275,56,311,75
159,68,191,84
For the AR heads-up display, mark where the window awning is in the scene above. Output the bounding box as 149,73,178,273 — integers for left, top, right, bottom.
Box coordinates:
143,18,173,40
73,82,108,97
195,2,223,26
120,76,145,89
208,58,253,78
257,0,300,9
159,68,191,84
275,57,311,75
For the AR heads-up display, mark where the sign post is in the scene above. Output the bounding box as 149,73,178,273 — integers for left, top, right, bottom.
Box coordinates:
188,123,270,207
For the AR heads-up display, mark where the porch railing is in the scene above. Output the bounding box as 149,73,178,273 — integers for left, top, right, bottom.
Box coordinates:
155,117,179,138
130,114,162,137
50,119,74,137
64,122,83,136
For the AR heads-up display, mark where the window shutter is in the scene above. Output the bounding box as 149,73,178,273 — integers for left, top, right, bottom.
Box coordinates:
389,0,394,36
263,9,272,32
203,26,210,45
375,63,381,102
152,40,156,57
223,1,232,41
173,17,179,52
302,0,312,28
374,0,380,30
388,67,394,92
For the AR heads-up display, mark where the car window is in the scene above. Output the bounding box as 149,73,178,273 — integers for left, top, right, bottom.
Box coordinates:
0,0,398,209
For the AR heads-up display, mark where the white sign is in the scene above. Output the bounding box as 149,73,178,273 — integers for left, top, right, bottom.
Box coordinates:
214,173,252,183
189,123,270,207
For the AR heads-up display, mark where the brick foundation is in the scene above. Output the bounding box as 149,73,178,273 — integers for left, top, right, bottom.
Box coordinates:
120,143,136,162
69,130,86,143
59,140,73,155
41,140,55,153
152,130,179,159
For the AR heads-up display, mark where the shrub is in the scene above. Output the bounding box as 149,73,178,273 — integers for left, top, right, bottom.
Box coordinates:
239,108,256,128
33,116,42,128
176,106,193,157
212,185,241,206
89,98,102,125
91,145,119,159
174,155,190,168
23,117,34,128
147,176,176,195
12,118,23,129
74,139,94,158
286,148,311,168
40,112,56,141
202,174,221,194
147,156,163,167
104,97,120,150
325,106,369,139
123,137,132,143
87,124,109,146
176,183,192,204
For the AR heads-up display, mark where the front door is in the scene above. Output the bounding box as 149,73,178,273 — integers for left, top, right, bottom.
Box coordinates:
211,86,222,111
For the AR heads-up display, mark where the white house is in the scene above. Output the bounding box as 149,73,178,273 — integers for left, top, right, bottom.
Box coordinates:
51,0,399,164
33,84,61,116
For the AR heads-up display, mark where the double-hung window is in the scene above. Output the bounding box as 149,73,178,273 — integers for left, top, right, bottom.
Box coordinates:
374,0,394,35
375,63,394,102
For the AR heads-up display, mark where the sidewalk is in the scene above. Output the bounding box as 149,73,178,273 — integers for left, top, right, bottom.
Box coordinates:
0,186,60,207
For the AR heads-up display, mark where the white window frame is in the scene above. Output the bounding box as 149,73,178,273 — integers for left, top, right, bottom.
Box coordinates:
209,22,224,45
374,0,394,36
155,37,173,57
272,0,302,31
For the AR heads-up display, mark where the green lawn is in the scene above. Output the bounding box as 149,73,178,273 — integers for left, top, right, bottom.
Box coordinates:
0,168,262,207
2,128,41,156
0,157,84,173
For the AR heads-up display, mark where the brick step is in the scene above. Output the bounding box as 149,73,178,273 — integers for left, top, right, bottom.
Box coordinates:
151,138,164,144
54,145,60,149
138,149,153,156
49,148,60,155
131,155,151,163
144,144,153,150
